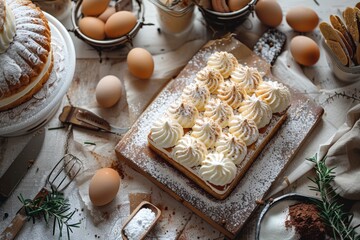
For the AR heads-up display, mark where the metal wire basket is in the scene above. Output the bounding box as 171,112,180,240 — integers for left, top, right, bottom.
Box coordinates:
198,0,257,28
71,0,145,49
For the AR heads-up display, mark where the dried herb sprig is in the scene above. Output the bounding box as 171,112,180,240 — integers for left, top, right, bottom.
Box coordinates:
308,154,360,240
18,188,80,240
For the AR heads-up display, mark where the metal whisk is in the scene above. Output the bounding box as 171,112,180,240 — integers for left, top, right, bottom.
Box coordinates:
0,154,83,240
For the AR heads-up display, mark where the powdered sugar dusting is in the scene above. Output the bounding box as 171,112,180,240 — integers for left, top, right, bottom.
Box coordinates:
116,37,323,237
0,14,71,133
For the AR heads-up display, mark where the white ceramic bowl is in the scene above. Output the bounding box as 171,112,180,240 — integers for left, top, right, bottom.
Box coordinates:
322,40,360,82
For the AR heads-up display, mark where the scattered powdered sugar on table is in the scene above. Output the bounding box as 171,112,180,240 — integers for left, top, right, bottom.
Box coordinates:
124,208,156,240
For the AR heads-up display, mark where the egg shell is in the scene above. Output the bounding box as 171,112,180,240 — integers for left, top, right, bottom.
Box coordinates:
96,75,123,108
228,0,251,12
290,36,320,66
105,11,137,39
255,0,283,27
98,6,116,22
81,0,111,16
79,17,105,40
127,48,154,79
89,168,121,207
286,6,319,32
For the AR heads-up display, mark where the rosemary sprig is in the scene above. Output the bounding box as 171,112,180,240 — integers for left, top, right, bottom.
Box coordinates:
18,188,80,240
307,154,360,240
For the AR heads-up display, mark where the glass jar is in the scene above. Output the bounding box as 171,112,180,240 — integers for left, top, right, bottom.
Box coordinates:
149,0,195,34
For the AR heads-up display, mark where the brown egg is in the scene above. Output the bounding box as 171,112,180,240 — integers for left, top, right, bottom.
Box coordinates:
98,7,116,22
255,0,283,27
286,6,319,32
228,0,251,12
290,36,320,66
79,17,105,40
81,0,111,16
89,168,121,207
104,11,137,39
95,75,123,108
127,48,154,79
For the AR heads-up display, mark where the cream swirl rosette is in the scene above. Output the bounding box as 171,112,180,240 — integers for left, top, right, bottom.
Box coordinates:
191,117,222,148
207,51,238,79
0,0,16,53
230,65,263,95
181,82,210,111
172,135,207,168
167,100,199,128
255,80,291,113
217,80,245,109
215,133,247,165
238,94,272,129
228,115,259,146
204,98,234,128
195,66,223,93
150,118,184,148
199,153,237,186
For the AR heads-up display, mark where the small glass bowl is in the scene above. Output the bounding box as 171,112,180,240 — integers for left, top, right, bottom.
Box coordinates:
322,40,360,82
149,0,195,34
71,0,145,49
198,0,257,28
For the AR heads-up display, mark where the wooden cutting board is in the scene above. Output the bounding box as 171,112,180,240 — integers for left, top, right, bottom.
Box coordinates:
115,35,324,239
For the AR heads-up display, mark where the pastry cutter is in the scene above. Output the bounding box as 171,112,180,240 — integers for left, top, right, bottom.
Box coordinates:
59,106,128,135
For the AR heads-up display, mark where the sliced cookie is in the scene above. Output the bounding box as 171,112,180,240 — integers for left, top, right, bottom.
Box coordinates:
343,7,359,45
330,15,356,52
320,22,350,65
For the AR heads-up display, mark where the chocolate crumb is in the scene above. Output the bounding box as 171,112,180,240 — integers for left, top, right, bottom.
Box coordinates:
3,213,8,220
285,203,326,240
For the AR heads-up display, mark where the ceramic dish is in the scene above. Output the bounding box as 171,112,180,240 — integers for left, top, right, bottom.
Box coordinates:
0,12,76,137
255,193,325,240
121,201,161,240
322,40,360,82
71,0,145,49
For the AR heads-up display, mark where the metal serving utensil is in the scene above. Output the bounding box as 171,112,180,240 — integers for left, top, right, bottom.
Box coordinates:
59,105,128,135
0,154,83,240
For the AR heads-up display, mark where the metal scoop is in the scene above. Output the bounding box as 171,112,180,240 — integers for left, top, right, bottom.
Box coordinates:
0,154,83,240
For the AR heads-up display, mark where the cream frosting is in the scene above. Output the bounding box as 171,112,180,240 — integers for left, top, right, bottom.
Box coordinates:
167,100,199,128
0,49,53,108
199,153,237,186
195,66,223,93
0,0,16,53
181,82,210,111
204,98,233,128
217,80,244,109
228,115,259,146
207,51,238,79
255,80,291,113
150,118,184,148
172,135,207,168
230,65,263,95
215,133,247,165
191,117,222,148
238,94,272,129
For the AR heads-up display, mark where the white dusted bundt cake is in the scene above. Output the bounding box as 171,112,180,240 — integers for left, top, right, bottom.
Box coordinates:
0,0,53,111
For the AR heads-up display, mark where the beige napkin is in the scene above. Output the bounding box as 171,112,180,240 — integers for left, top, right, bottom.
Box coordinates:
319,104,360,200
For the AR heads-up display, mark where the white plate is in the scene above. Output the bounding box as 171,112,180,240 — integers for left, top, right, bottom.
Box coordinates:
0,13,76,137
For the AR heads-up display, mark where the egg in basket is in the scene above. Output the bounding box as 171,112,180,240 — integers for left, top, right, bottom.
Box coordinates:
71,0,145,49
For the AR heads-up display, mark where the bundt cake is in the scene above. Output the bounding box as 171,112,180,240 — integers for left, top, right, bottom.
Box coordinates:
0,0,53,111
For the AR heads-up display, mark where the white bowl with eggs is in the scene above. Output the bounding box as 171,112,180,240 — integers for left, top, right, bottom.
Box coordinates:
71,0,145,48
